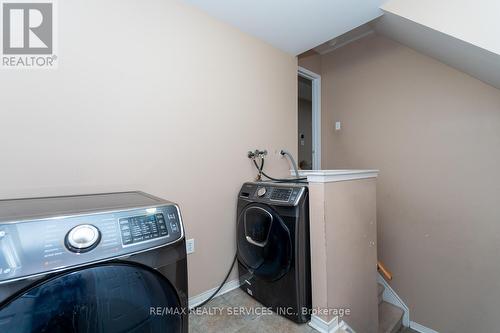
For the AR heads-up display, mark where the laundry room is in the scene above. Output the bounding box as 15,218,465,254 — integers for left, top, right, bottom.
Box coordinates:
1,0,500,333
0,0,298,332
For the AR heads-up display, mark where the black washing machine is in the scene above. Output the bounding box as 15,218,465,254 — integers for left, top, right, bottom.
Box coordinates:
237,181,311,323
0,191,188,333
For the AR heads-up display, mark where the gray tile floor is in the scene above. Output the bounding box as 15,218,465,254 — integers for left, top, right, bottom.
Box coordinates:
189,288,419,333
189,288,314,333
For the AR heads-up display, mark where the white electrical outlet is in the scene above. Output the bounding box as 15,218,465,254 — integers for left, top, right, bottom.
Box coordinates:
186,238,195,254
335,121,341,130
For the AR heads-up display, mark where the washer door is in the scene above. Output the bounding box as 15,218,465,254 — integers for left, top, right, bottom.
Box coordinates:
237,203,292,281
0,262,184,333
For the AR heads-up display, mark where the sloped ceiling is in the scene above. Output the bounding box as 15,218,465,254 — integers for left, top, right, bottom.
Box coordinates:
182,0,385,55
375,0,500,89
381,0,500,56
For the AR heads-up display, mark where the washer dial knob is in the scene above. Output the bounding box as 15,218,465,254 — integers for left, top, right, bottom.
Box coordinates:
66,224,101,253
257,187,267,197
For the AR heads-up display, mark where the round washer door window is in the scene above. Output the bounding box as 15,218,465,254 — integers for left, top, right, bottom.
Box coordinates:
0,263,184,333
237,203,292,281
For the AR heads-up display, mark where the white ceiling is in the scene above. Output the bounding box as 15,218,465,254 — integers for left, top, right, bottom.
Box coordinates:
182,0,385,55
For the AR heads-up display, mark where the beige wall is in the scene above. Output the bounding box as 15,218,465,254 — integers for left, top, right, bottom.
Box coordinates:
320,34,500,331
0,0,297,296
325,179,378,333
309,178,378,332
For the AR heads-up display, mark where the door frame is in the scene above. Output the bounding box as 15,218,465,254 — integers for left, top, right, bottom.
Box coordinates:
298,66,321,170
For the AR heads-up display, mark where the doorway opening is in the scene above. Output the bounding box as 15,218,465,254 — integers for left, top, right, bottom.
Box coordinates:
298,67,321,170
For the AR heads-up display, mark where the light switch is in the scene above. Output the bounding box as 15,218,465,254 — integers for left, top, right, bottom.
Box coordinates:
335,121,341,131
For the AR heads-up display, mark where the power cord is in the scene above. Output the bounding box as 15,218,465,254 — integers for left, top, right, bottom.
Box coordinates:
192,253,238,310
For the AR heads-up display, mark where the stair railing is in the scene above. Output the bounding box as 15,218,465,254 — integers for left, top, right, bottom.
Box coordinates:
377,261,392,281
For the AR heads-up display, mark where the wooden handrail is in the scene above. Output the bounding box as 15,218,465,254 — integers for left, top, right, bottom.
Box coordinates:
377,261,393,281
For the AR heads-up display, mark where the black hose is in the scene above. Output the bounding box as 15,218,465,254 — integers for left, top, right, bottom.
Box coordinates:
192,253,238,310
252,159,307,182
258,157,264,178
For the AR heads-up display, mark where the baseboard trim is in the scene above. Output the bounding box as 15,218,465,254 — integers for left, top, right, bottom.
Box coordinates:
337,320,356,333
377,273,410,326
377,273,439,333
188,278,241,309
189,276,438,333
308,314,340,333
410,321,440,333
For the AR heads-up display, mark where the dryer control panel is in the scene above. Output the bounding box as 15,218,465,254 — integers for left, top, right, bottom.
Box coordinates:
0,201,183,285
119,210,181,246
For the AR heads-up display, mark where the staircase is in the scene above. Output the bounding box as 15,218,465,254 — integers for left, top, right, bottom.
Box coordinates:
378,283,406,333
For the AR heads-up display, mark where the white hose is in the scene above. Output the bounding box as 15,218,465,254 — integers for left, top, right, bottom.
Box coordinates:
280,150,300,179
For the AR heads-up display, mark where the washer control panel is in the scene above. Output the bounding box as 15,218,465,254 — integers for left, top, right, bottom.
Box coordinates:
270,188,293,202
240,182,306,206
